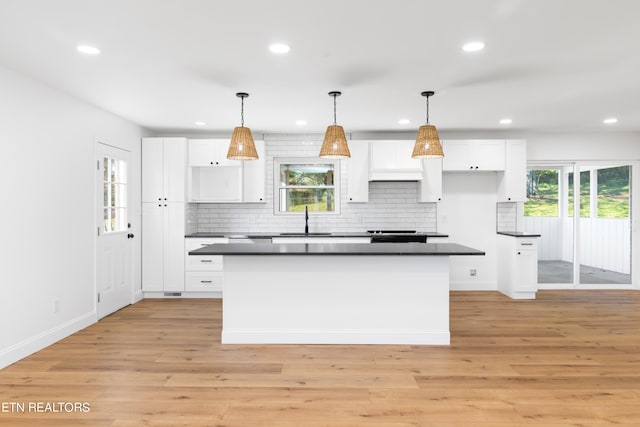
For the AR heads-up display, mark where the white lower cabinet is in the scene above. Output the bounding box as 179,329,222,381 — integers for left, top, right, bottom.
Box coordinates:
497,235,538,299
184,238,228,294
142,203,185,292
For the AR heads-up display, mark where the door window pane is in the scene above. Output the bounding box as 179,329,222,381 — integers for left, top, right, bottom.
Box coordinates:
103,156,128,232
525,169,559,217
597,166,629,218
568,170,590,217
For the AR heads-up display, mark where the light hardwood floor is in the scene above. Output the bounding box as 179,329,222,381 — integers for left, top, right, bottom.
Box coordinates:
1,291,639,426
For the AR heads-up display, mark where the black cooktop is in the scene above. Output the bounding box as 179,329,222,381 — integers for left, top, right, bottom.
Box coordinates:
367,230,417,234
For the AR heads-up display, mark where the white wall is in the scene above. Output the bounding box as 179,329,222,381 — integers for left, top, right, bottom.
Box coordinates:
0,65,144,368
438,173,499,290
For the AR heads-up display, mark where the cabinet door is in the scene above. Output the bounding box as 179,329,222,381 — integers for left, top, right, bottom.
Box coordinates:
188,140,218,167
243,140,266,202
418,158,443,202
164,204,185,291
347,141,369,202
142,203,164,291
142,138,164,202
164,138,186,202
471,140,505,171
516,249,537,291
498,139,526,202
442,141,471,171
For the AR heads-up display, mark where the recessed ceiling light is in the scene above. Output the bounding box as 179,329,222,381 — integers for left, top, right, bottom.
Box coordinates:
499,118,513,125
269,43,290,54
296,120,307,126
77,45,100,55
398,119,410,125
603,117,618,124
462,41,485,52
194,121,206,126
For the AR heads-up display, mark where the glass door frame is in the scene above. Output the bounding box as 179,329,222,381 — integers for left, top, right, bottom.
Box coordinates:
528,160,639,290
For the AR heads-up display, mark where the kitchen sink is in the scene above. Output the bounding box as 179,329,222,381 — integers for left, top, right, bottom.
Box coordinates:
278,232,332,236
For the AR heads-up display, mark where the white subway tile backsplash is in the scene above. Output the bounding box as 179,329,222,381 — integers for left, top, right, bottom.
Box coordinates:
192,135,438,233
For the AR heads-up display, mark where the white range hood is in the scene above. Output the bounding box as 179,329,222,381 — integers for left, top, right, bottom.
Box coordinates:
368,140,424,181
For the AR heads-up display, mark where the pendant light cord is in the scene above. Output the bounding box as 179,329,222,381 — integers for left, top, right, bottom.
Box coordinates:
240,96,245,127
425,94,430,125
333,94,337,125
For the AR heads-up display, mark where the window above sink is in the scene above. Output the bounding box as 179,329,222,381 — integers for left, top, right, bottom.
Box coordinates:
274,158,340,215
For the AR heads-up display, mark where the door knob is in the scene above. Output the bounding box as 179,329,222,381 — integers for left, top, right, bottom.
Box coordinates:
127,233,135,239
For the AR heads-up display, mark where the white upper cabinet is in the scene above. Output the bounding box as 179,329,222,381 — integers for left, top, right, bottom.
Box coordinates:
142,137,186,203
369,140,423,180
497,139,527,202
347,141,369,202
188,139,240,167
418,158,443,202
243,140,266,203
187,138,266,203
442,140,506,171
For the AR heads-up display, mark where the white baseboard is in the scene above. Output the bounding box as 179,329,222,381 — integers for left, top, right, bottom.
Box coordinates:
132,290,144,303
450,280,497,291
222,329,450,345
0,312,96,369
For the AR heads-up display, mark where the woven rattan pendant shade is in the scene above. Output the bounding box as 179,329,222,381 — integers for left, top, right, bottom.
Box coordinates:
227,126,258,160
412,91,444,159
319,125,350,159
412,125,444,158
320,91,350,159
227,92,258,160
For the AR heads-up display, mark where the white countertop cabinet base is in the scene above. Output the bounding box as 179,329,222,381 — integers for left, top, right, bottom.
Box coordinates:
497,235,538,299
222,255,450,345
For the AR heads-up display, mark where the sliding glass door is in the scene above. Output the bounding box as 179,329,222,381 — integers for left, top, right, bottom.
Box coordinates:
525,167,574,284
525,162,632,286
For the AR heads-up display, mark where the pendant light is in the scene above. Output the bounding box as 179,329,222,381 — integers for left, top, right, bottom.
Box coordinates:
319,91,350,159
411,91,444,158
227,92,259,160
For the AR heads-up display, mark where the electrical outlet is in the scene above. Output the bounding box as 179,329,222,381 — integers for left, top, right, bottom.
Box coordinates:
53,299,60,313
469,269,477,277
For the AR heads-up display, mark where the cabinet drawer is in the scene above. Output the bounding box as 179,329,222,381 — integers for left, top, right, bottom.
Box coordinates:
185,254,224,271
517,239,537,250
185,272,224,292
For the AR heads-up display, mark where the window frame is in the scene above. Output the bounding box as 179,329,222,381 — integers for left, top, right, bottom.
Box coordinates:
273,157,341,215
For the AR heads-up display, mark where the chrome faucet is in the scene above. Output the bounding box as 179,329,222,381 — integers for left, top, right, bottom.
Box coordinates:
305,206,309,234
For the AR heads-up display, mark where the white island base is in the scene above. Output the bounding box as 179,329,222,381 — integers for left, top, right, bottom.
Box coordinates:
222,255,450,345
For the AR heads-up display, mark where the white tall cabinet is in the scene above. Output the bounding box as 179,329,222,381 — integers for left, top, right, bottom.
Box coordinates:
142,138,186,292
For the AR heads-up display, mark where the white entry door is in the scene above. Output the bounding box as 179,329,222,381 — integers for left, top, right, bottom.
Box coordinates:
96,142,132,319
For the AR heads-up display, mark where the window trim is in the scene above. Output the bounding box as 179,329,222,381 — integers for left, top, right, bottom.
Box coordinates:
273,157,341,215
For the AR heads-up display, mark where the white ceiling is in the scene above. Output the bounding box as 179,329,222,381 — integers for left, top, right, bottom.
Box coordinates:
1,0,639,134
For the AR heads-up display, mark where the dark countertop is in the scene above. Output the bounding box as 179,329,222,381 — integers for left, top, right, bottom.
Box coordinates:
189,242,483,256
185,231,449,238
497,231,541,237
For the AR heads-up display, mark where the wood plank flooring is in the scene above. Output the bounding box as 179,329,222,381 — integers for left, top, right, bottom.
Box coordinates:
1,290,639,426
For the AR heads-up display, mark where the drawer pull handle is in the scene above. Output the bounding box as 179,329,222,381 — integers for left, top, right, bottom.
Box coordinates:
200,259,213,263
521,243,533,246
200,280,213,284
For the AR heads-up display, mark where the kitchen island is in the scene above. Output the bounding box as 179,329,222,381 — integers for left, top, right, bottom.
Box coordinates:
190,242,484,345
